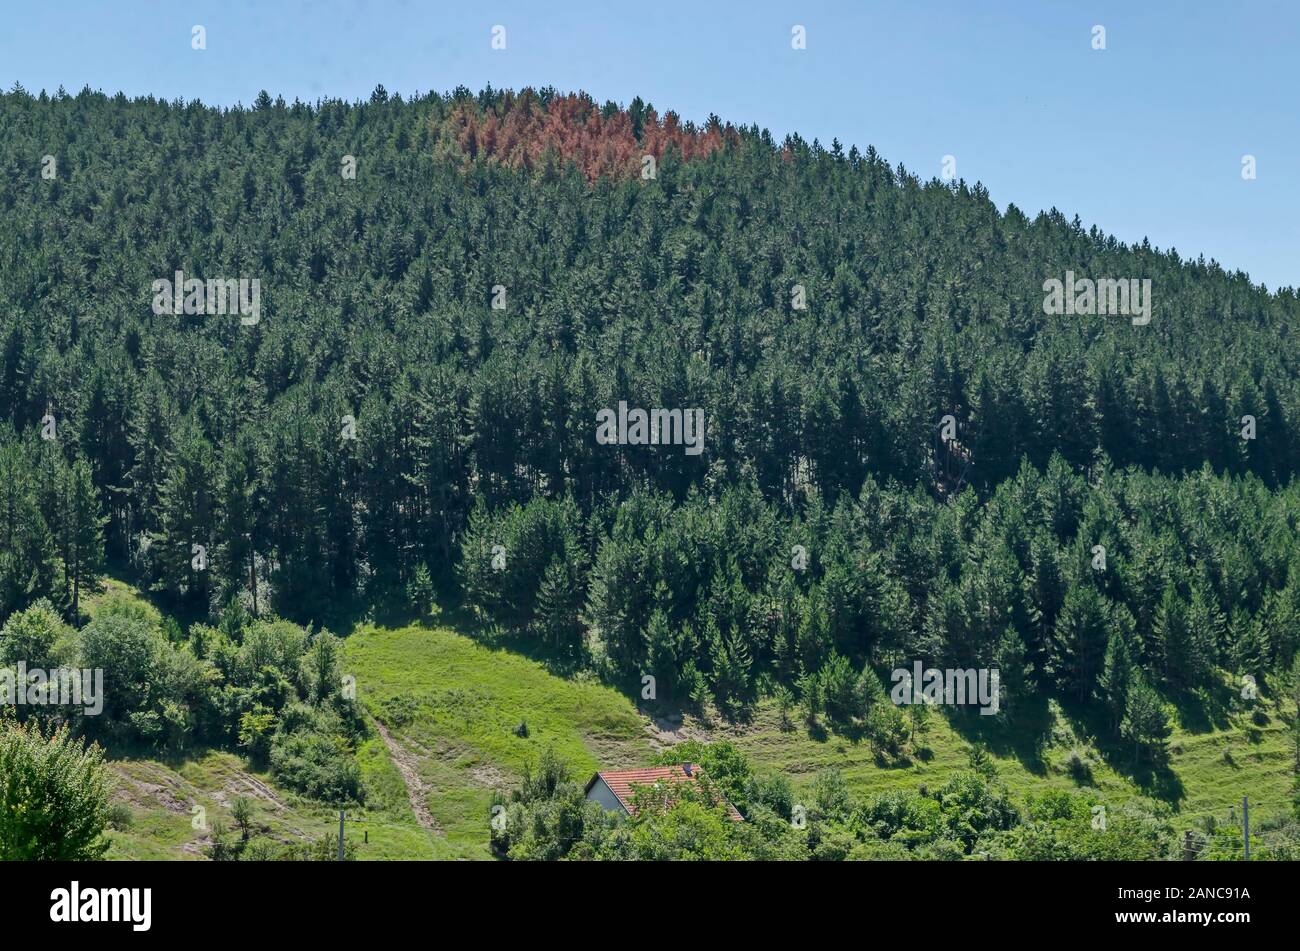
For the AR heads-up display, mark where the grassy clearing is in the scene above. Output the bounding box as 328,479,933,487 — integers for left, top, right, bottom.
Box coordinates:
342,618,1294,858
88,575,1294,858
717,695,1294,826
340,621,656,859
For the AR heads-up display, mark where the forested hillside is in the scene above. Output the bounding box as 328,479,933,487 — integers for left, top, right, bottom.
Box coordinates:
3,85,1300,859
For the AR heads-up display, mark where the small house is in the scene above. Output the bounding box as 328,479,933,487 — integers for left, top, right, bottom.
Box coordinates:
584,764,743,821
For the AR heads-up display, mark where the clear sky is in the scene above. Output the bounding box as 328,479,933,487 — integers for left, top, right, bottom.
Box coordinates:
5,1,1297,290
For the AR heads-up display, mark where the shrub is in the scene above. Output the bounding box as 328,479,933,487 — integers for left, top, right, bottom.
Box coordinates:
0,718,111,860
268,704,364,804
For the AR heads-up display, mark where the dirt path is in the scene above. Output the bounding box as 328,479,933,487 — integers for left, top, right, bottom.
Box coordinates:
373,719,440,833
232,773,288,811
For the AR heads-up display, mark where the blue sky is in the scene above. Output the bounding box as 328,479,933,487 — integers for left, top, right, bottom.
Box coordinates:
5,1,1297,290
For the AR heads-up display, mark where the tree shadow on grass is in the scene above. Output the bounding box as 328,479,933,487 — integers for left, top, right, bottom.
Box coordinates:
97,738,233,774
429,602,600,680
803,719,830,744
871,748,917,770
300,588,419,639
943,690,1054,776
1115,747,1185,805
1165,681,1235,735
1056,694,1186,808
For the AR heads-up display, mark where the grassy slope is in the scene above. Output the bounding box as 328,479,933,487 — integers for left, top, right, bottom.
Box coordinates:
89,577,1293,858
88,580,438,860
340,621,656,859
717,697,1294,824
340,619,1295,856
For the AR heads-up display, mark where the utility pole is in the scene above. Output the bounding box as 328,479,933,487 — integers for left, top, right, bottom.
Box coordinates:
1242,796,1249,861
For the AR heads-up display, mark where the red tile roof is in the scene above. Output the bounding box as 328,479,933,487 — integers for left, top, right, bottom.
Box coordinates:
585,764,744,821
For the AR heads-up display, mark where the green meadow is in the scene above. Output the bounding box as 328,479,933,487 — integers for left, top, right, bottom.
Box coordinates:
97,599,1294,860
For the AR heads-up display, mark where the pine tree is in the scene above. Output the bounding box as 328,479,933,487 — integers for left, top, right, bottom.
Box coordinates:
535,557,580,654
1289,654,1300,807
644,600,677,697
907,696,931,747
992,626,1030,716
704,614,751,712
0,441,55,618
1121,676,1171,763
1049,584,1109,700
1098,628,1135,735
155,421,216,608
1229,609,1270,689
797,586,833,674
66,458,105,619
1187,578,1227,672
1153,585,1207,690
406,562,435,619
215,442,259,613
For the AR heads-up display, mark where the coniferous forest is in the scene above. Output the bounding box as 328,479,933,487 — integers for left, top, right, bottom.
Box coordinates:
3,83,1300,864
